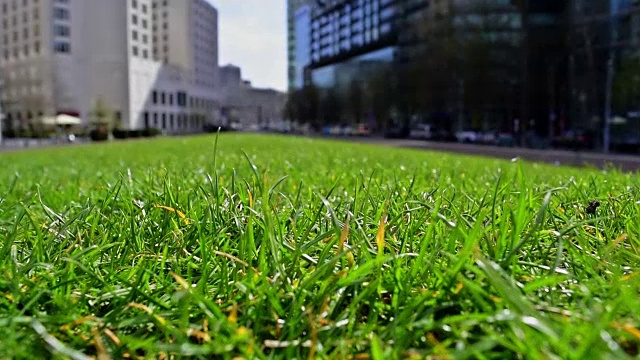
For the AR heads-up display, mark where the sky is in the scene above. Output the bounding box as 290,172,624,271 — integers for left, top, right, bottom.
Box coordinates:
207,0,287,91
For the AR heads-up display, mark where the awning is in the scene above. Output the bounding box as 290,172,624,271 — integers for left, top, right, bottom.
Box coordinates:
40,114,82,126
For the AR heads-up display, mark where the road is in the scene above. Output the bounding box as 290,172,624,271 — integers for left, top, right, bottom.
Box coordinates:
345,137,640,172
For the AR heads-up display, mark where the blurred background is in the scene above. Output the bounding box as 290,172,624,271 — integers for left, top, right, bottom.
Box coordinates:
286,0,640,153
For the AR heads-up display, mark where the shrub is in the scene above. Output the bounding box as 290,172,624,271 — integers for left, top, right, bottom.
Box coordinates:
89,128,109,141
142,128,162,137
112,129,128,139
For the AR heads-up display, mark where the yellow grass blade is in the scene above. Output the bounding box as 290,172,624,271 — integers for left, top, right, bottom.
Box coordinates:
170,272,190,290
337,215,350,255
346,252,355,267
612,322,640,341
228,303,238,325
376,206,387,258
128,302,167,325
247,189,254,208
154,205,189,224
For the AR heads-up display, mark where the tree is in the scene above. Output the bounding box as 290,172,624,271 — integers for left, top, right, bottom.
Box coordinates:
404,0,513,131
365,66,395,131
89,97,115,129
301,83,320,128
347,79,364,124
613,56,640,112
284,90,300,123
320,87,342,125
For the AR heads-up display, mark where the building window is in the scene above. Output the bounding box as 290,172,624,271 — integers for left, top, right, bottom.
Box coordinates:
132,46,138,56
132,30,138,40
142,19,147,29
177,91,186,107
169,93,173,105
142,4,147,13
153,112,158,126
142,34,148,43
132,14,137,25
53,7,70,20
54,24,70,37
152,90,158,104
142,49,148,58
53,41,70,53
144,112,149,128
132,0,137,8
161,92,165,104
161,113,166,129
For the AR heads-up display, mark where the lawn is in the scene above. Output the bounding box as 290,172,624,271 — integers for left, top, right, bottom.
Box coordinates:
0,133,639,359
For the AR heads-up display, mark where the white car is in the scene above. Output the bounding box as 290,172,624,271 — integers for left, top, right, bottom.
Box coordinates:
456,130,480,143
409,124,433,140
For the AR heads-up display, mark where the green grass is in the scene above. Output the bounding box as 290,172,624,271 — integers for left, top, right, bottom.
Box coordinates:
1,133,639,359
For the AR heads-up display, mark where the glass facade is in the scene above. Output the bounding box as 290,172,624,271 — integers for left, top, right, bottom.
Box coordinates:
311,46,395,90
294,5,312,89
287,0,315,90
310,0,396,65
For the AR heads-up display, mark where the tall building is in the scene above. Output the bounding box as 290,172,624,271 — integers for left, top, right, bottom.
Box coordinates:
0,0,220,133
287,0,314,90
293,4,311,89
218,64,242,90
568,0,640,147
218,63,286,128
308,0,400,91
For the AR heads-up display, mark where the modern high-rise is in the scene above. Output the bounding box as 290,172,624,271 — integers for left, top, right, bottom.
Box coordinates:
307,0,401,92
293,4,311,89
287,0,314,90
0,0,219,133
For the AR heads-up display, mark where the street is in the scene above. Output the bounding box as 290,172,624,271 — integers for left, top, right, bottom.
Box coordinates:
344,136,640,172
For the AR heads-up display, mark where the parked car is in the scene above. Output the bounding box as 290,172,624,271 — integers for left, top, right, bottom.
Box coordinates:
551,129,595,150
431,127,457,142
339,125,355,136
354,123,373,136
384,126,410,139
409,124,433,140
456,129,481,143
479,131,497,145
496,132,515,147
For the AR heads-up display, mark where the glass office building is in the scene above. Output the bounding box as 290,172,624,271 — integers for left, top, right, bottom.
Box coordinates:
288,0,316,90
294,5,313,89
308,0,399,90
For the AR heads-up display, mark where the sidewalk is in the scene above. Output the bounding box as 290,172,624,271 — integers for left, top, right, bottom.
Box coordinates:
354,137,640,172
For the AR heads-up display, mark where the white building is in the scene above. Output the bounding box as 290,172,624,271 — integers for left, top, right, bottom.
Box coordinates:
0,0,220,133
